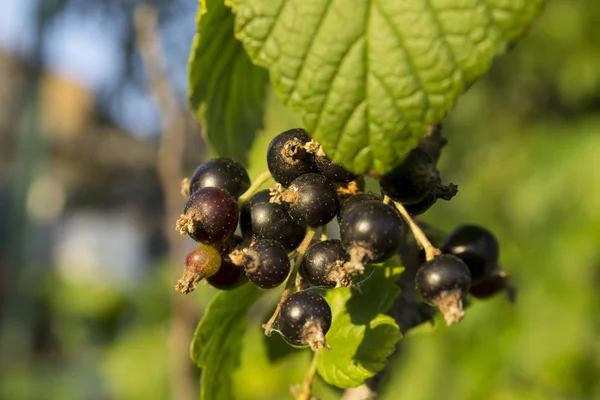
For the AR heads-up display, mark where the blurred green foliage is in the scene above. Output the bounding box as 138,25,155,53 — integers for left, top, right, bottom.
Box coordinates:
2,0,599,399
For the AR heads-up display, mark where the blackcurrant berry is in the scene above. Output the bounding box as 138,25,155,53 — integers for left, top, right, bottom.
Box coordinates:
315,153,357,183
240,190,306,251
176,187,238,245
277,173,340,228
380,148,438,204
175,244,221,294
337,192,381,222
278,291,332,350
188,157,250,198
403,190,437,216
340,201,403,272
442,225,499,284
244,239,291,289
300,239,350,288
416,254,471,325
469,274,516,301
206,253,247,290
266,128,319,186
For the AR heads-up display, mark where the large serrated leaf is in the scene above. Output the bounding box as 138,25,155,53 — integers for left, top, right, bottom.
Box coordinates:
316,260,403,388
190,284,262,400
233,0,546,174
188,0,269,166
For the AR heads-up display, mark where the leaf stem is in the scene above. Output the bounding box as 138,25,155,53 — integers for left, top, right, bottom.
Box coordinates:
238,170,272,206
262,228,317,335
388,196,440,262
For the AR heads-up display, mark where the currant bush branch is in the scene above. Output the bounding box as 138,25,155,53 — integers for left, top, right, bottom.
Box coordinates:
262,227,317,335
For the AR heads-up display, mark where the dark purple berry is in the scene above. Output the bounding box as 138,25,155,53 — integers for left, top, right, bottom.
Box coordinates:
380,148,438,204
188,157,250,198
278,291,332,350
442,225,499,284
315,154,357,183
175,244,221,294
416,254,471,325
240,190,306,251
280,173,340,228
340,201,403,269
403,190,437,216
244,239,291,289
176,187,238,245
337,192,382,222
300,240,349,288
207,254,247,290
267,129,319,186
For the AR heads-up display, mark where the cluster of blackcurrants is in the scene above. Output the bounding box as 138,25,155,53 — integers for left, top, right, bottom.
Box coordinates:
174,128,512,350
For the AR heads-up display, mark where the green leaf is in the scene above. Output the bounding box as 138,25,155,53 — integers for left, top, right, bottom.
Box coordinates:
316,259,403,388
188,0,269,166
190,284,262,400
233,0,546,174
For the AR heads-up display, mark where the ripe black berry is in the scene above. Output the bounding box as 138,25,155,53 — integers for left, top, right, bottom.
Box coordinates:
244,239,291,289
176,187,238,245
207,254,247,290
240,190,306,251
315,153,357,183
442,225,499,284
277,173,340,228
266,128,319,186
337,192,381,222
278,291,332,350
403,190,437,216
175,244,221,293
188,157,250,198
380,148,438,204
416,254,471,325
469,274,516,301
300,239,350,288
340,201,403,272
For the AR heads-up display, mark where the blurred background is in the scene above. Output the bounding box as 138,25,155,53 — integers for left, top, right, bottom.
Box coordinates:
0,0,599,399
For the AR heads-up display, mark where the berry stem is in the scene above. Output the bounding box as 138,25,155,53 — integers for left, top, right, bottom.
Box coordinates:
320,224,328,241
238,170,272,206
294,351,320,400
262,228,317,336
389,196,441,261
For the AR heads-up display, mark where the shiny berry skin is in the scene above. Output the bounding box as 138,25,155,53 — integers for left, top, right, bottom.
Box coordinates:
244,239,291,289
278,291,332,349
300,240,349,288
177,187,238,245
340,201,403,263
380,148,438,204
442,225,499,283
175,244,222,293
315,154,357,183
337,192,381,222
207,254,247,290
416,254,471,302
240,190,306,251
283,173,340,228
188,157,250,198
267,129,319,186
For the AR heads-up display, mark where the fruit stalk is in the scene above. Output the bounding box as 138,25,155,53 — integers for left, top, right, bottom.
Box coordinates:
262,227,317,335
389,197,441,261
238,170,272,206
